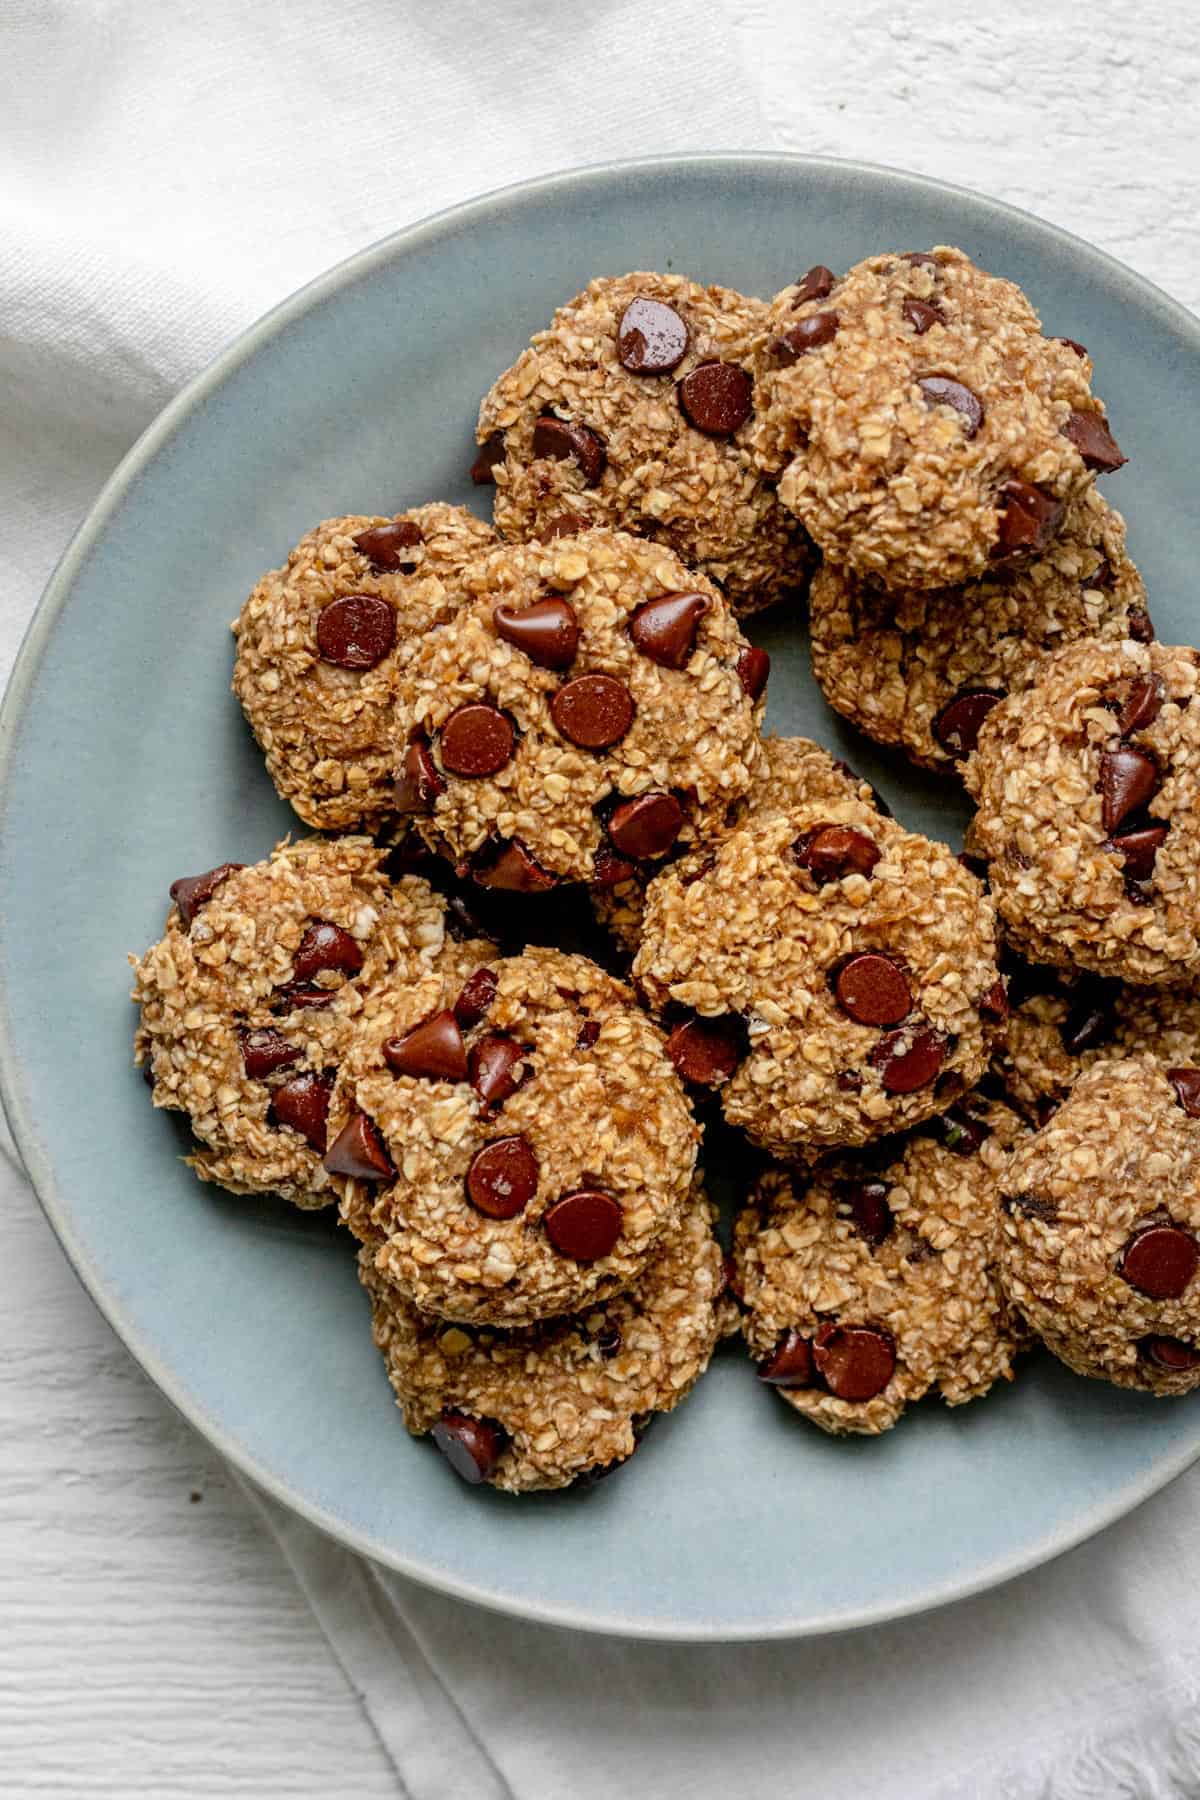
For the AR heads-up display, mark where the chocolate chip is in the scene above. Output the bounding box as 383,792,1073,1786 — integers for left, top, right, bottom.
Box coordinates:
169,862,244,927
677,361,753,436
453,968,498,1029
919,375,984,438
1116,673,1165,736
901,251,939,269
757,1330,814,1388
1168,1068,1200,1118
1099,746,1160,834
769,314,839,364
383,1010,467,1082
543,1189,623,1262
1119,1222,1199,1299
272,985,336,1014
541,513,592,540
315,594,396,671
472,839,558,892
532,416,607,485
792,265,837,304
836,1069,863,1092
268,1069,334,1152
550,674,635,750
1139,1335,1200,1372
980,978,1009,1023
576,1019,601,1050
1060,983,1116,1054
1063,408,1126,473
664,1013,745,1086
470,433,505,485
323,1111,393,1181
431,1411,507,1484
1128,609,1156,645
616,297,689,374
931,689,1003,760
870,1025,946,1093
465,1135,538,1218
469,1033,529,1112
352,519,424,572
606,791,683,860
833,952,912,1027
994,481,1065,559
591,845,637,887
1055,336,1089,359
812,1323,896,1401
736,645,770,701
838,1179,893,1247
394,737,446,815
439,703,515,779
493,596,580,670
293,921,365,986
594,1323,622,1358
238,1027,301,1080
903,297,944,334
1103,824,1168,881
794,823,881,883
628,592,708,668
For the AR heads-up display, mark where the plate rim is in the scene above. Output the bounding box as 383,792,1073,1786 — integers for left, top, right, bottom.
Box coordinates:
4,149,1200,1643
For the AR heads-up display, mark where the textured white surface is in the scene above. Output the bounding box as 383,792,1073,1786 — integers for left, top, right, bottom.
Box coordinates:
3,1,1200,1795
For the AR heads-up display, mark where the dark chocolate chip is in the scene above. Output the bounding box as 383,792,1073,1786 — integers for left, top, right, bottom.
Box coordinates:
993,481,1065,559
272,985,336,1014
870,1025,946,1093
1055,336,1089,359
591,845,638,887
1119,1222,1199,1299
315,594,396,671
903,297,944,334
832,952,912,1028
169,862,244,928
1139,1335,1200,1373
453,967,498,1029
323,1111,393,1180
812,1323,896,1401
493,596,580,670
664,1013,745,1086
770,313,839,364
382,1010,468,1082
394,737,446,815
931,688,1004,760
628,592,708,668
1063,408,1126,473
918,375,984,438
677,361,753,435
791,265,837,305
532,416,607,485
736,645,770,701
543,1189,623,1262
1099,746,1160,834
431,1411,507,1484
472,840,558,893
616,297,689,374
901,251,939,269
606,791,683,860
465,1135,539,1218
576,1019,601,1050
1168,1067,1200,1118
292,920,364,984
541,512,592,540
470,433,505,485
238,1027,301,1080
268,1069,334,1152
594,1323,622,1358
1005,1191,1059,1222
794,823,881,883
1103,824,1167,882
1116,673,1165,736
469,1033,530,1112
757,1330,814,1388
352,519,424,572
550,674,635,749
838,1179,893,1247
1128,609,1156,644
439,703,515,778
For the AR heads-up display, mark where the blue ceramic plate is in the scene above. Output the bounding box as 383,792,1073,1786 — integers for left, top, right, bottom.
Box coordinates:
3,155,1199,1641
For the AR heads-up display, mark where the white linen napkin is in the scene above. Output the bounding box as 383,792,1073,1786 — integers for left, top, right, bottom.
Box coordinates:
4,4,1200,1797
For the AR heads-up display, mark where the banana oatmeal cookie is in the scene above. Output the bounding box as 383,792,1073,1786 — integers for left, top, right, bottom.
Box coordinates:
998,1057,1200,1393
396,528,765,890
360,1192,737,1491
473,271,816,616
965,637,1200,985
232,503,495,832
633,797,1004,1154
734,1094,1027,1435
751,247,1124,591
328,946,699,1325
809,488,1150,773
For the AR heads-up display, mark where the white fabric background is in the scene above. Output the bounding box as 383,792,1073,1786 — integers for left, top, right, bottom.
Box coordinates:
4,2,1200,1795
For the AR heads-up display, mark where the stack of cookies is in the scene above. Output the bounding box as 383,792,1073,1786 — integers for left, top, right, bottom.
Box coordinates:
132,247,1200,1493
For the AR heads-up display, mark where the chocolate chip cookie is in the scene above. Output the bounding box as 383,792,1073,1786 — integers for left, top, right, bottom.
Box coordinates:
965,638,1200,984
474,272,815,616
998,1057,1200,1393
232,504,495,831
752,247,1123,590
809,489,1149,773
633,797,1003,1154
734,1094,1027,1434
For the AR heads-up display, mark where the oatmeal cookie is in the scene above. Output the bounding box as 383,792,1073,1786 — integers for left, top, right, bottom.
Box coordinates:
328,946,698,1325
998,1057,1200,1393
633,797,1003,1154
132,839,448,1207
397,528,765,889
232,503,495,832
752,247,1124,590
734,1094,1027,1434
474,271,816,616
809,489,1149,772
965,637,1200,985
360,1192,737,1491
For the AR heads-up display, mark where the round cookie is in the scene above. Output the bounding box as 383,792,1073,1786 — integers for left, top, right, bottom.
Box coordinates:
965,637,1200,985
752,246,1123,591
998,1057,1200,1393
809,488,1150,773
591,732,886,958
327,946,699,1325
734,1094,1027,1435
232,503,495,832
397,528,766,889
633,797,1004,1155
132,839,447,1208
474,271,816,616
360,1191,737,1491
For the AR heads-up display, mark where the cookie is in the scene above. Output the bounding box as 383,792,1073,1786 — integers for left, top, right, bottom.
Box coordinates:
328,946,698,1325
965,637,1200,985
998,1057,1200,1393
360,1191,737,1491
752,247,1123,591
734,1094,1027,1434
809,489,1150,773
132,839,445,1208
474,272,816,616
633,797,1003,1155
232,504,495,832
397,528,766,889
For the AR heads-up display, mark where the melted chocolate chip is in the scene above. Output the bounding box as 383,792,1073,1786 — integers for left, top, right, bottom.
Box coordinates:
931,689,1003,759
591,845,637,887
315,594,396,671
770,314,839,363
616,297,689,374
238,1027,301,1080
1062,408,1126,473
1120,1222,1199,1300
838,1179,894,1246
439,703,516,778
532,416,607,485
465,1135,538,1218
606,791,683,860
791,265,836,305
832,953,912,1028
394,737,446,815
870,1025,946,1093
903,296,944,334
1099,746,1160,834
353,519,423,571
472,839,558,893
812,1323,896,1401
469,1033,529,1112
1167,1067,1200,1118
543,1189,623,1262
453,967,499,1029
918,375,984,438
1139,1335,1200,1373
794,823,881,883
432,1411,507,1483
757,1330,814,1388
292,920,364,984
736,645,770,701
1116,673,1165,736
677,361,753,435
664,1013,745,1086
994,481,1065,559
268,1069,334,1153
1103,824,1167,882
550,674,635,750
169,862,244,927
